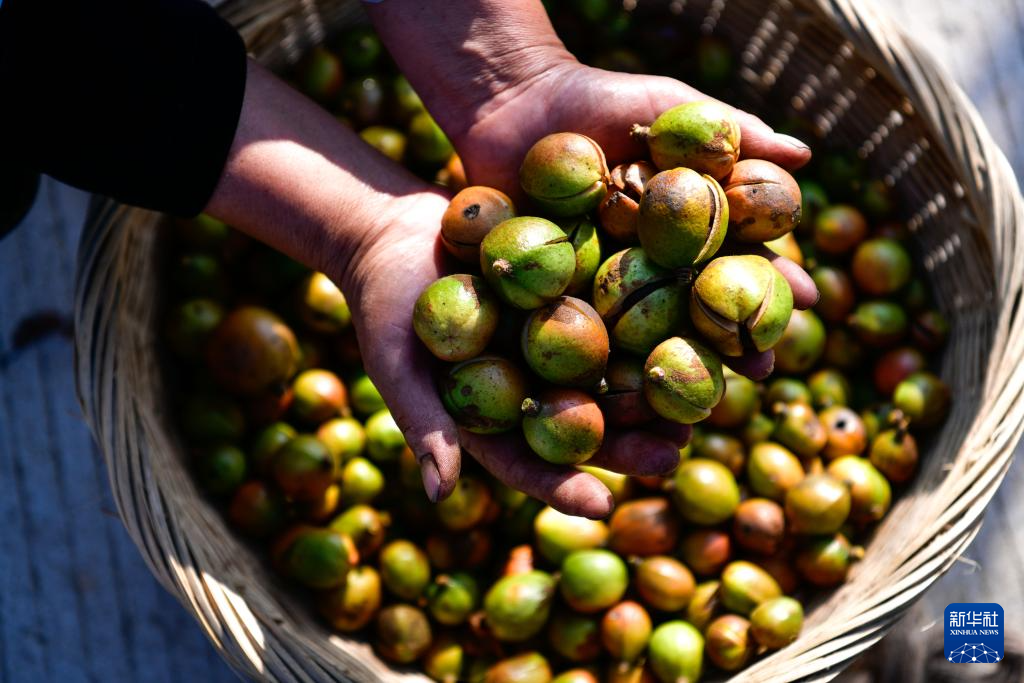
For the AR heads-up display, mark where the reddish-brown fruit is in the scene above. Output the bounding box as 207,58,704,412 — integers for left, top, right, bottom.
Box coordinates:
441,186,516,263
599,357,658,428
635,556,696,612
722,159,802,242
874,347,927,397
732,498,786,555
820,406,868,459
599,161,658,242
608,498,680,557
679,529,732,576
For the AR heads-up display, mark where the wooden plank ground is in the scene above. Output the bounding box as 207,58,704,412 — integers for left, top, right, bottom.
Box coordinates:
0,0,1022,680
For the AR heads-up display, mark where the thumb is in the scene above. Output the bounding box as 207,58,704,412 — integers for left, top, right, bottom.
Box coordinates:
362,333,462,503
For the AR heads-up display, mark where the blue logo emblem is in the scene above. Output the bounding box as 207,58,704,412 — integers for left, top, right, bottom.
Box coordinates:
944,603,1004,663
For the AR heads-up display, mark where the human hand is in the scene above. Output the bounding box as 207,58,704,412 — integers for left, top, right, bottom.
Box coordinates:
448,61,819,379
338,191,689,519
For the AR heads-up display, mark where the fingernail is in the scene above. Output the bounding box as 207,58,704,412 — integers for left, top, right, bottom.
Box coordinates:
419,453,441,503
776,133,811,152
813,290,822,306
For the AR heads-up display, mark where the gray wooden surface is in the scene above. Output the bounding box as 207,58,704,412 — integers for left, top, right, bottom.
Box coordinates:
1,1,1022,681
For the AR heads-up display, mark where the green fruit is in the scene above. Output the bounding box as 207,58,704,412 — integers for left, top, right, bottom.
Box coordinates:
548,612,602,662
519,133,609,216
329,504,389,558
893,371,950,429
250,421,296,475
441,355,529,434
550,671,597,683
706,369,760,428
799,180,829,230
686,581,722,631
480,217,576,309
766,378,812,406
316,417,366,462
426,572,480,625
380,540,431,601
643,337,725,424
722,159,802,242
773,308,826,374
869,426,918,483
634,101,740,178
813,205,868,255
522,389,605,465
484,570,556,641
360,125,407,162
364,409,407,461
195,444,246,497
414,274,500,362
635,556,695,612
720,560,782,615
851,238,911,295
280,528,356,589
732,498,786,555
592,248,685,355
181,394,245,443
390,75,425,123
750,596,804,649
349,373,386,416
409,111,454,164
319,565,382,632
170,251,227,299
522,297,609,388
691,255,793,356
747,442,804,501
442,186,517,264
848,301,908,347
637,168,728,268
740,412,776,448
339,26,383,73
165,298,224,360
423,636,465,683
795,533,857,586
647,621,704,683
339,456,384,504
179,213,230,250
436,477,493,531
206,306,299,396
560,217,602,296
601,601,652,663
375,604,432,664
808,368,851,409
484,652,552,683
272,435,337,502
672,459,740,525
772,401,827,458
228,480,287,539
827,456,891,523
534,506,609,565
291,369,348,424
784,474,851,534
560,549,629,613
705,615,755,671
296,272,351,334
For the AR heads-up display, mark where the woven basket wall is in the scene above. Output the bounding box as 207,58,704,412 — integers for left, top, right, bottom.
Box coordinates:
74,0,1024,680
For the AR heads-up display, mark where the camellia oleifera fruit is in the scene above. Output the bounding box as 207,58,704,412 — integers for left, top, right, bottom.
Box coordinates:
632,100,741,178
643,336,725,424
480,216,577,309
519,132,609,217
637,168,728,269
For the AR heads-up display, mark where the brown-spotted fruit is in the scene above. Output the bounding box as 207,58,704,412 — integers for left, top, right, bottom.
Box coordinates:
414,275,500,362
480,217,576,309
637,168,728,268
599,357,658,428
440,355,529,434
519,133,609,216
632,101,740,178
644,337,724,424
599,161,658,242
722,159,802,242
441,186,516,264
522,297,609,388
375,604,432,664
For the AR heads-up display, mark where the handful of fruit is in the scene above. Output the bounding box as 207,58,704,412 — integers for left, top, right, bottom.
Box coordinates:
414,100,800,465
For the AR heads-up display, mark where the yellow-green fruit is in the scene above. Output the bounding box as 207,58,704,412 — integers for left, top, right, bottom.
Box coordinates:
329,504,389,558
272,435,337,502
360,125,407,162
747,442,805,501
165,298,224,360
339,456,384,504
750,596,804,649
893,371,951,429
375,604,432,664
522,296,609,388
705,615,755,671
560,549,629,613
319,565,382,632
592,248,685,355
364,409,407,462
784,474,851,534
672,459,740,525
291,369,348,424
827,455,891,523
522,389,605,465
647,621,704,683
316,417,365,462
548,612,602,662
634,100,740,178
690,255,794,356
426,572,479,626
533,506,609,565
279,527,356,589
601,601,652,663
423,636,465,683
484,652,552,683
440,355,529,434
774,309,826,374
297,272,351,334
380,539,431,601
560,217,602,296
519,132,609,217
719,560,782,615
436,477,492,531
480,217,576,309
414,274,500,362
643,337,725,424
706,369,760,429
408,111,453,164
637,168,728,268
484,570,556,642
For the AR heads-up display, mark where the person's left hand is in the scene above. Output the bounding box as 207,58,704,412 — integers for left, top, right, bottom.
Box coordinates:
446,61,819,379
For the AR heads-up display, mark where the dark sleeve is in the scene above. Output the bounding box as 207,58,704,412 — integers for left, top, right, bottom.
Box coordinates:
0,0,247,217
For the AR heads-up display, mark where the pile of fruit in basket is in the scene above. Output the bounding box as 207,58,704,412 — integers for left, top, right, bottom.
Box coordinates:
161,10,952,683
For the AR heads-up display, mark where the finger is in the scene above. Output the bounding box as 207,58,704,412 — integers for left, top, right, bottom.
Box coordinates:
725,349,775,381
734,111,812,171
585,430,682,476
461,430,614,519
646,420,694,448
362,334,462,503
752,246,819,309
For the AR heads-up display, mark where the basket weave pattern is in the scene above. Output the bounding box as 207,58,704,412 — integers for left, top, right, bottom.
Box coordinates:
74,0,1024,680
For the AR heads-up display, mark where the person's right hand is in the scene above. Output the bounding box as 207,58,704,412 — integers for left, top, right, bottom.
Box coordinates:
336,190,690,519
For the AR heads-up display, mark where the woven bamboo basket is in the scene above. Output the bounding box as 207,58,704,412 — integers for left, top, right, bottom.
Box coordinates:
74,0,1024,680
